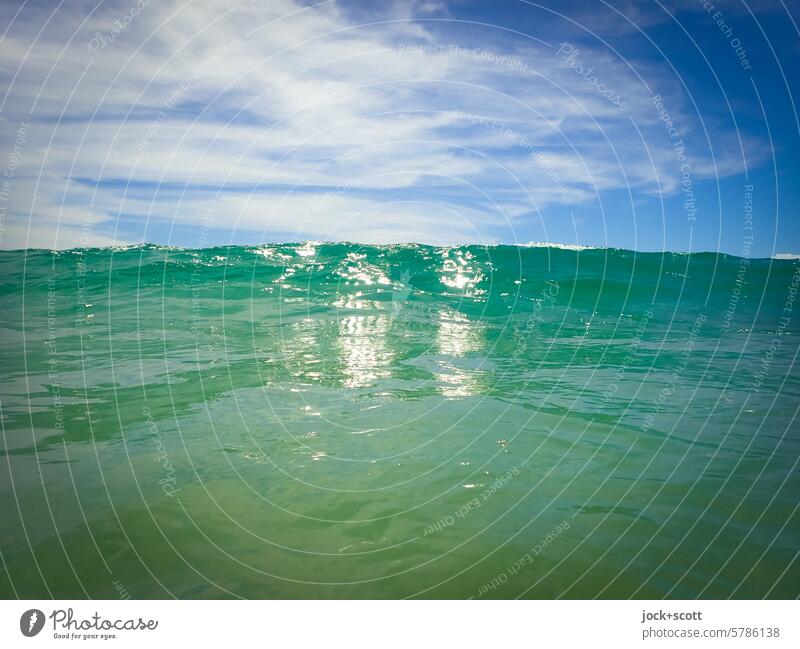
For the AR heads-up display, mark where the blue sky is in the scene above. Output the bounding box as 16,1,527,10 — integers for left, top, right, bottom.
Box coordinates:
0,0,797,256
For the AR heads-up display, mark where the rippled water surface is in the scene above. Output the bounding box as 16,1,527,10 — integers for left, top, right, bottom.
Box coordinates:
1,243,798,598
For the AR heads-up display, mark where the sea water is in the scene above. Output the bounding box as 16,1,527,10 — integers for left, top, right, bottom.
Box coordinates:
0,243,797,598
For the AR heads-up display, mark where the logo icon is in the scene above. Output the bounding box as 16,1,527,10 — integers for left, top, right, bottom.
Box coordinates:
20,609,45,637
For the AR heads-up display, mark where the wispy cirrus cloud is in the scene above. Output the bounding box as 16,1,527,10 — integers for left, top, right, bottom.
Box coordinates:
0,0,763,248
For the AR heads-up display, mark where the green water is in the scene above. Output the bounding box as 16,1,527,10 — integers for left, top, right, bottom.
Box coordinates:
0,243,798,599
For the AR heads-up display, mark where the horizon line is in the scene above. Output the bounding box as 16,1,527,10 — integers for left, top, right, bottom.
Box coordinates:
1,241,798,261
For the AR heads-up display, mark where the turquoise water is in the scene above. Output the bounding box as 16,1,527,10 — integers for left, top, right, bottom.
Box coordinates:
0,243,798,598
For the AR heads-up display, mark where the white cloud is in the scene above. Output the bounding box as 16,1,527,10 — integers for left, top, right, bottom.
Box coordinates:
0,0,761,248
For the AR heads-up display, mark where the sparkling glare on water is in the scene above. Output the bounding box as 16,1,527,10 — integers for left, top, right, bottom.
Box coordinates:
0,243,798,599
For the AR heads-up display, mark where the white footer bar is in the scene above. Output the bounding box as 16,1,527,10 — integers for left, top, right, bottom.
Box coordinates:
1,600,796,648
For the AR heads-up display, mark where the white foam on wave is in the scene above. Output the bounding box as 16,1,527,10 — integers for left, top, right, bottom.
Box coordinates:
523,241,594,251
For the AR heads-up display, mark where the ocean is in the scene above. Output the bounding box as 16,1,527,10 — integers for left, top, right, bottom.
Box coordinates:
0,242,798,598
